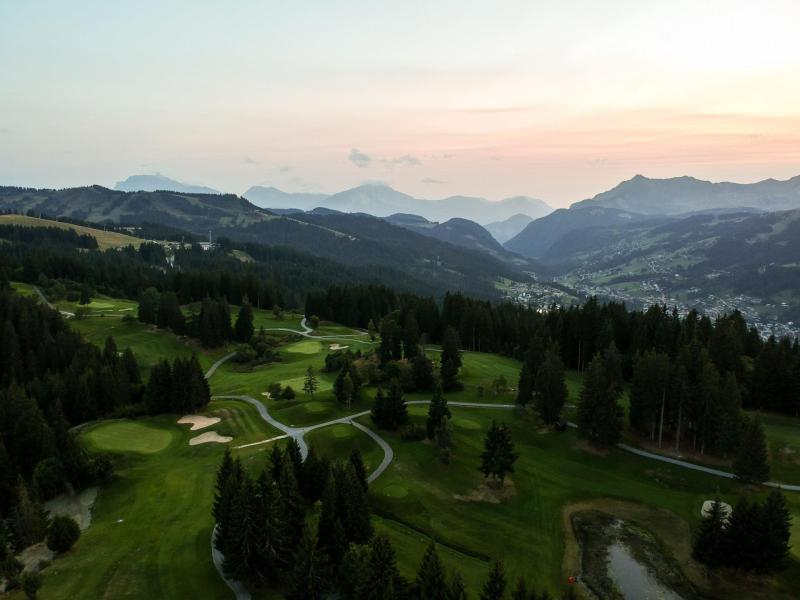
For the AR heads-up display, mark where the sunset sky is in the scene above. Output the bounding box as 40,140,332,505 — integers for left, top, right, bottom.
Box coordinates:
2,0,800,207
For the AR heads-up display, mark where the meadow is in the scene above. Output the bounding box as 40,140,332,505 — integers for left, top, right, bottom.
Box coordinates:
12,299,800,599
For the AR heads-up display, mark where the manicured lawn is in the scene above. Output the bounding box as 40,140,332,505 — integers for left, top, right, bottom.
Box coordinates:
20,400,280,600
759,412,800,485
83,421,176,454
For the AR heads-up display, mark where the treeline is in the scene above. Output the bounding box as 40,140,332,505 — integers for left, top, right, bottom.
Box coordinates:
213,446,569,600
0,288,140,553
144,356,210,414
310,287,800,420
693,491,791,573
0,224,98,249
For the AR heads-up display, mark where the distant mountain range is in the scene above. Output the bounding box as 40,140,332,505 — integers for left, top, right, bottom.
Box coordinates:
0,185,536,299
506,174,800,259
244,183,553,225
114,174,221,195
485,214,534,244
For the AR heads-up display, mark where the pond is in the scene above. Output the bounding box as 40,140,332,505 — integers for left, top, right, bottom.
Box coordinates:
572,510,697,600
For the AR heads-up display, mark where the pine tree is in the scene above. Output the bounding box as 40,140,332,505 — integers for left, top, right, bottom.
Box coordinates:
349,448,369,492
733,415,770,484
412,353,435,391
386,378,408,431
629,350,671,441
342,464,373,544
333,368,355,409
577,354,623,447
277,457,306,552
723,497,758,570
515,361,533,406
534,348,567,424
692,498,727,567
234,300,254,343
251,471,286,584
416,542,447,599
761,488,791,572
371,387,389,429
480,421,519,485
717,372,743,456
403,313,421,359
480,561,507,600
303,365,319,399
446,572,469,600
137,287,160,324
269,444,283,483
426,381,451,439
285,524,332,600
10,478,47,552
440,326,463,391
317,479,348,569
212,449,235,523
511,577,528,600
368,319,378,342
357,535,408,600
299,447,329,503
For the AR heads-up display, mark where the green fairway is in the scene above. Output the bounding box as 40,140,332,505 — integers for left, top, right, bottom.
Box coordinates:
286,339,323,354
25,401,281,600
83,421,176,454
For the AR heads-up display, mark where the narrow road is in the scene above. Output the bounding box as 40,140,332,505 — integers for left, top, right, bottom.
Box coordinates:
33,286,75,317
264,317,375,344
204,352,237,380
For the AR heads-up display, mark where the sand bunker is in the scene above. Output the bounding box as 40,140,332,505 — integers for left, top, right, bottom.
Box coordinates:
329,343,349,351
701,500,732,522
178,414,221,430
190,431,233,445
45,486,98,530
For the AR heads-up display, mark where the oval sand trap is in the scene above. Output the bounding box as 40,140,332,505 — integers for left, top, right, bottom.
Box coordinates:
178,414,221,430
455,418,481,430
382,484,409,499
189,431,233,445
286,340,322,354
329,343,349,351
84,421,173,454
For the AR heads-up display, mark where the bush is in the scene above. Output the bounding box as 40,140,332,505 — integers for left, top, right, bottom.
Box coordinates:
21,570,42,599
74,306,91,320
280,386,296,400
267,382,282,398
33,458,66,500
121,313,137,323
46,515,80,554
400,423,426,441
233,344,257,364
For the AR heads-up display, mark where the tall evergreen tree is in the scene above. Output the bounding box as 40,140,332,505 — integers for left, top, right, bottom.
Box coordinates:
303,365,319,399
403,313,421,359
511,577,529,600
317,479,348,569
349,448,369,492
516,361,534,406
761,488,792,572
629,350,671,442
480,421,519,485
692,498,727,567
234,300,255,343
285,524,332,600
333,368,355,409
446,572,469,600
416,542,447,599
480,561,507,600
440,326,463,391
426,381,451,440
534,347,567,424
137,287,160,324
733,415,770,484
577,354,623,447
357,535,409,600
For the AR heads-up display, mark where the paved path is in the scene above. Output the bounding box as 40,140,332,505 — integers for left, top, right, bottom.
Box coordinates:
264,317,375,344
33,286,75,317
204,352,237,379
211,526,251,600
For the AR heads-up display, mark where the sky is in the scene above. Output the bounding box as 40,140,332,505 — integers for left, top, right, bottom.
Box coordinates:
2,0,800,207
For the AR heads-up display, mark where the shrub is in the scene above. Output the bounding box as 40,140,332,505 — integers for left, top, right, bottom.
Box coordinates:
46,515,80,554
21,571,42,599
281,386,296,400
33,458,66,500
400,423,426,441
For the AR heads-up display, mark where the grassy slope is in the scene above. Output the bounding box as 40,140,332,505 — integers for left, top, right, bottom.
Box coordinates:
0,214,142,249
24,303,800,599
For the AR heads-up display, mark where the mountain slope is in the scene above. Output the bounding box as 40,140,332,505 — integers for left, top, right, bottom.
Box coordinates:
573,174,800,215
114,174,220,195
245,183,552,224
485,213,533,244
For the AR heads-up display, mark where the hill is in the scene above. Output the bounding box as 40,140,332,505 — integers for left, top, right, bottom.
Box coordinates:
114,174,221,195
0,213,142,249
572,174,800,215
244,183,553,224
485,213,533,243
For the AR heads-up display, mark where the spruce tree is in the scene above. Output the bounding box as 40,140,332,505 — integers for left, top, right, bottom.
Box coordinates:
303,365,319,399
761,488,791,572
234,300,254,343
251,471,285,583
416,542,447,599
10,478,47,552
386,378,408,431
357,535,408,600
534,347,567,424
577,354,623,447
480,421,519,485
426,381,451,439
349,448,369,492
285,524,332,600
277,457,305,552
403,313,420,359
317,479,348,569
269,444,283,483
299,447,329,503
371,387,389,429
723,497,758,570
733,415,770,484
440,326,463,391
511,577,528,600
447,572,469,600
333,368,355,409
480,561,507,600
692,498,727,567
412,353,435,391
515,361,533,406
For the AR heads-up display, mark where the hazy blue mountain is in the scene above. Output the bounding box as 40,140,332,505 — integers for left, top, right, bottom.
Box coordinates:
243,186,329,210
485,213,534,243
114,174,220,195
245,183,552,224
573,174,800,215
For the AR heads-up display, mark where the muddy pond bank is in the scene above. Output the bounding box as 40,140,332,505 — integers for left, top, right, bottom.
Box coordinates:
572,510,698,600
